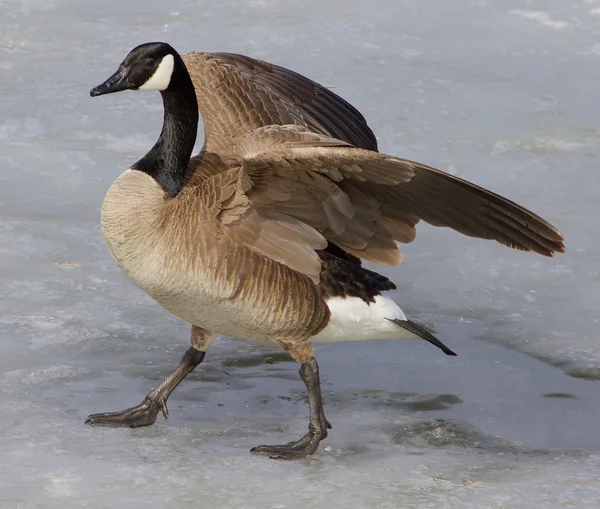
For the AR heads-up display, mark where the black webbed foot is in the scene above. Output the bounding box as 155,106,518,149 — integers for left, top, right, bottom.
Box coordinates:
86,395,167,428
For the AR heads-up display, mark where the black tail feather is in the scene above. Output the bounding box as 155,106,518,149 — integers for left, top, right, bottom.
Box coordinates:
388,319,457,356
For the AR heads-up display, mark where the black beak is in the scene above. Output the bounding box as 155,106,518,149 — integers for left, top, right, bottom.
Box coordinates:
90,66,131,97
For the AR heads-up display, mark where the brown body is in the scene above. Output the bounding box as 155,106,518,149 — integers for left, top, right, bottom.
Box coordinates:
102,169,328,362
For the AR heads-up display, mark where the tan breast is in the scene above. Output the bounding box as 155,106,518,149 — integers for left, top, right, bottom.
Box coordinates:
101,169,329,343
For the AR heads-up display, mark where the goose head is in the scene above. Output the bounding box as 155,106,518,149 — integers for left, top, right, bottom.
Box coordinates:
90,42,179,97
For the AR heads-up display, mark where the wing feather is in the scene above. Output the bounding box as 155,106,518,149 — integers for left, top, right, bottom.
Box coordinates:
230,126,565,261
181,51,565,271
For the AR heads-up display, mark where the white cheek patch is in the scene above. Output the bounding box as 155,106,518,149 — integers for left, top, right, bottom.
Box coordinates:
138,53,175,91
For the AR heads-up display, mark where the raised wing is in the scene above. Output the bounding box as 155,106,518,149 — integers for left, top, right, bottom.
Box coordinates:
195,125,564,286
231,125,565,262
181,51,377,154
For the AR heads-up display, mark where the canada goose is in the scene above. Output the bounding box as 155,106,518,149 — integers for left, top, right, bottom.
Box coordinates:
86,42,565,459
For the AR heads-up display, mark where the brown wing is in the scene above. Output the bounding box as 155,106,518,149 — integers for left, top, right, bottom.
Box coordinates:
190,124,564,290
357,164,566,256
181,51,377,154
179,48,565,264
230,126,565,262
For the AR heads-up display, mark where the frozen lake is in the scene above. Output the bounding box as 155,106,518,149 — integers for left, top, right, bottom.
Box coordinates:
1,0,599,506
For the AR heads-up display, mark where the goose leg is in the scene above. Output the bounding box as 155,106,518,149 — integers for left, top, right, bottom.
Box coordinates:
86,326,214,428
251,356,330,460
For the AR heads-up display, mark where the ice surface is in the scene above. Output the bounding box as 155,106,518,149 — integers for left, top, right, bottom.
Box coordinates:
1,0,599,507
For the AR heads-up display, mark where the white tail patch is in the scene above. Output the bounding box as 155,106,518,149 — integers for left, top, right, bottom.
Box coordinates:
312,295,423,343
139,54,174,91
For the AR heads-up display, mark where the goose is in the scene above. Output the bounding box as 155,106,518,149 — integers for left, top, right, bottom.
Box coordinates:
86,42,566,459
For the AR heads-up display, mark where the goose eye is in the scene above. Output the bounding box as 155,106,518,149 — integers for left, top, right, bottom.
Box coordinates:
145,58,156,67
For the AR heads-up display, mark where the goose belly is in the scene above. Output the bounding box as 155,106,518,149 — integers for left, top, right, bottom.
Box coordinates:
150,287,276,341
101,237,295,342
103,240,305,342
126,268,325,343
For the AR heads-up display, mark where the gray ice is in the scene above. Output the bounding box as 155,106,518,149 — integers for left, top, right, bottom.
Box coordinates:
1,0,599,507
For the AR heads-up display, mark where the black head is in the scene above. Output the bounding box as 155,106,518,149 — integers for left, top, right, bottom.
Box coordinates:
90,42,179,97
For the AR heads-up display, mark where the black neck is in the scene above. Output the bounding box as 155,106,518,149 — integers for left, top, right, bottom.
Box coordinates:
132,54,199,198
